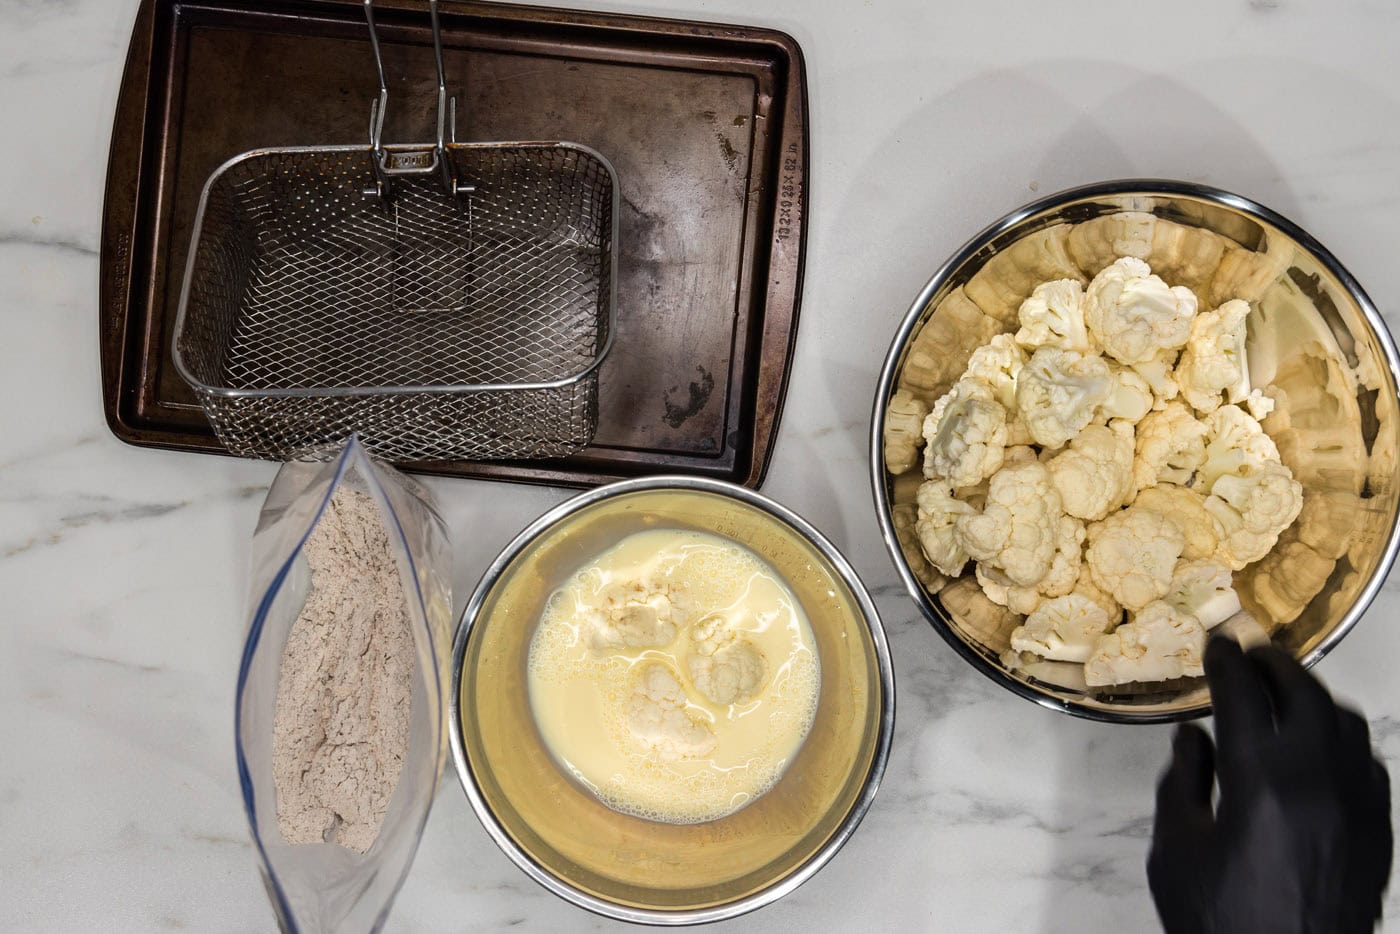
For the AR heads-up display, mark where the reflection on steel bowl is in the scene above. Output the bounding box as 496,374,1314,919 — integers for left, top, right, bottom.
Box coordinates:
871,180,1400,723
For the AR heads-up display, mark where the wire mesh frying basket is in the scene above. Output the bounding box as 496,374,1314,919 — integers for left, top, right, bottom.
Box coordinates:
172,0,617,463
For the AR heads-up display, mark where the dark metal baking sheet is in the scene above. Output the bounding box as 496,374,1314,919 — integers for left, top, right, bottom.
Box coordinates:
100,0,808,488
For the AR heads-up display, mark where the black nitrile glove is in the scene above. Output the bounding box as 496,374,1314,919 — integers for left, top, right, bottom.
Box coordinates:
1148,638,1392,933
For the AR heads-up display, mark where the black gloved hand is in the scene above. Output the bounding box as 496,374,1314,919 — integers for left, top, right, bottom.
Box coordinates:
1148,638,1392,933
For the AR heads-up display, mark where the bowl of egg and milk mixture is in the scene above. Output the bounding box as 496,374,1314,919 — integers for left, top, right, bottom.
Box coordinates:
449,476,894,923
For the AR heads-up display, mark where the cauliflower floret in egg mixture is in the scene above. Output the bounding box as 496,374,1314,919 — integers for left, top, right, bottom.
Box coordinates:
688,615,768,707
586,575,689,652
627,663,717,761
884,241,1307,687
528,530,821,825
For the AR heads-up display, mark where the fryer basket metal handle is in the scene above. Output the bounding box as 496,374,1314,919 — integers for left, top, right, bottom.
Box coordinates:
364,0,469,200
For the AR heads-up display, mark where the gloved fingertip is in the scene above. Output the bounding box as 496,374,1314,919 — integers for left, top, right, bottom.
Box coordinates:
1174,721,1208,744
1157,724,1216,815
1205,636,1274,751
1336,707,1375,758
1173,723,1213,767
1248,646,1334,730
1204,632,1245,671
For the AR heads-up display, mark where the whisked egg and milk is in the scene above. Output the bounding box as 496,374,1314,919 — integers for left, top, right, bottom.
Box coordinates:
527,529,820,824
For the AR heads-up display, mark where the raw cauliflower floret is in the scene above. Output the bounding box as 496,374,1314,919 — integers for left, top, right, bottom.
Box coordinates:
1083,257,1198,366
588,578,684,652
1193,404,1285,494
922,379,1009,488
1015,279,1092,353
1002,419,1034,448
975,513,1085,615
1133,402,1208,492
1163,559,1241,629
978,506,1081,610
1129,348,1182,406
975,563,1041,616
956,461,1064,587
1176,299,1251,414
1244,388,1275,421
1072,564,1123,627
1047,421,1135,521
1040,514,1088,598
1015,347,1113,449
687,616,767,706
963,334,1026,411
627,663,716,760
963,335,1032,445
1098,365,1154,424
883,389,929,475
1001,444,1039,468
1132,484,1219,561
1085,506,1185,611
1205,463,1304,569
915,481,978,577
1010,594,1113,663
954,478,992,506
1085,601,1206,687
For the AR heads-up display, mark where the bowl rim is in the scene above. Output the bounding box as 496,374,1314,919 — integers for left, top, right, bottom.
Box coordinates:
448,474,896,924
869,177,1400,724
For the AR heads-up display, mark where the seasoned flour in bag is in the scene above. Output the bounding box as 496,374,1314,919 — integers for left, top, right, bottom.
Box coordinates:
272,487,413,854
235,437,451,933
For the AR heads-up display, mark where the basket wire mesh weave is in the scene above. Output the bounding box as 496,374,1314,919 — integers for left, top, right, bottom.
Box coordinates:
172,0,617,463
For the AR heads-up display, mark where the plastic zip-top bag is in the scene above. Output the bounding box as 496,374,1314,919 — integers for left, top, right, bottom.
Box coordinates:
235,436,452,932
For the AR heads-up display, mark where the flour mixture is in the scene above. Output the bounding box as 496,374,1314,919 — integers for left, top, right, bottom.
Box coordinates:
272,486,412,854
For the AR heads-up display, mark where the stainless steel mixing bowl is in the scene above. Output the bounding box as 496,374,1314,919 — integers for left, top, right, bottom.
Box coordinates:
450,476,894,923
871,179,1400,722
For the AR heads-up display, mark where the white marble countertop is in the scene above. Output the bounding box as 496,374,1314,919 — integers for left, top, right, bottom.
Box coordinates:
4,0,1400,929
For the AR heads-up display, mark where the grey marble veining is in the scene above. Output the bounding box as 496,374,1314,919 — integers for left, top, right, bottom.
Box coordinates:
3,0,1400,930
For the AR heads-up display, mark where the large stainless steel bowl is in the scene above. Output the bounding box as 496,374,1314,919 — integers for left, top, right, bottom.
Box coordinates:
871,179,1400,722
449,476,894,923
